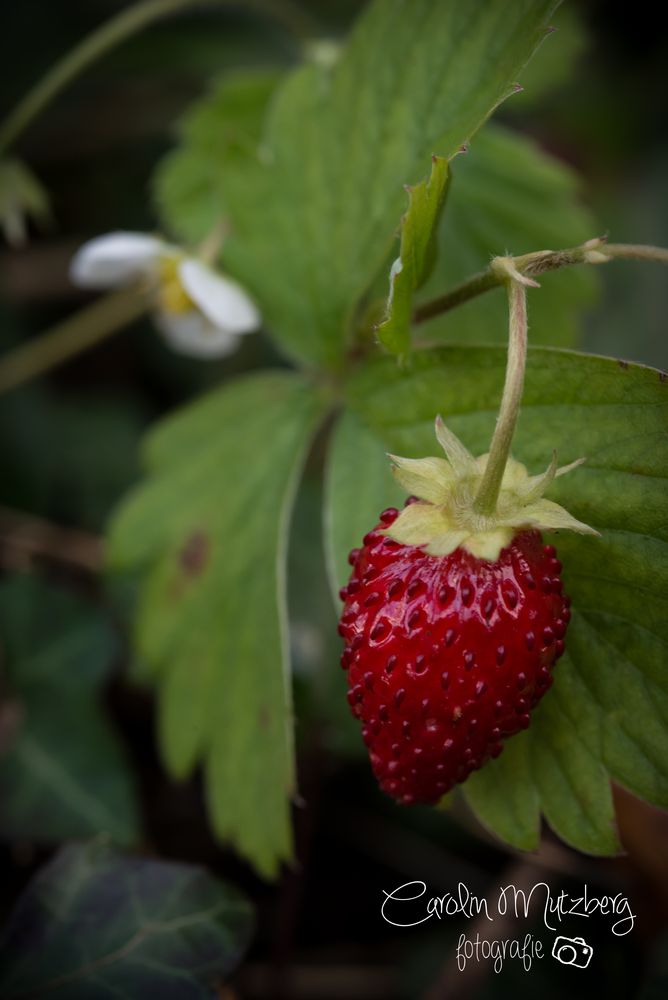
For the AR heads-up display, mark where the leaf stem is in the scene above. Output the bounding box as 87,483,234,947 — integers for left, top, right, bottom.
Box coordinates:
472,263,530,517
0,0,315,155
413,239,668,325
0,287,148,396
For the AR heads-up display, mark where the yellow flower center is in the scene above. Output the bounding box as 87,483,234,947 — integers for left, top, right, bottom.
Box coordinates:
157,256,195,315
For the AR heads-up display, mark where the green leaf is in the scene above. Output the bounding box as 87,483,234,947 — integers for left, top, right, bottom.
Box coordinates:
221,0,561,368
0,578,139,845
344,345,668,854
108,372,326,877
154,70,280,246
377,155,450,356
0,157,50,246
324,409,404,601
0,841,253,1000
512,5,588,108
417,123,598,347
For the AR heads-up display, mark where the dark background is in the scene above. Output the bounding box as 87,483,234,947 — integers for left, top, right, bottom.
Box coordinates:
1,2,667,997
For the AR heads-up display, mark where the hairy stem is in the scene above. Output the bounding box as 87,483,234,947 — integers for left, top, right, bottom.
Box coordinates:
0,287,147,396
472,266,529,517
0,0,314,154
414,239,668,325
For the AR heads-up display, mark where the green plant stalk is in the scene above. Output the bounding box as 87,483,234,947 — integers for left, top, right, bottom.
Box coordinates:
413,240,668,325
0,287,147,395
0,0,315,155
472,271,529,517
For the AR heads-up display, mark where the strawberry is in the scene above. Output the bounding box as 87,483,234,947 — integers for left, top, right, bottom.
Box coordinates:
337,416,596,805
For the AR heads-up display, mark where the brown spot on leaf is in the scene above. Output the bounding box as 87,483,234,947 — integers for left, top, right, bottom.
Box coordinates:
617,359,629,370
178,531,209,579
258,706,272,731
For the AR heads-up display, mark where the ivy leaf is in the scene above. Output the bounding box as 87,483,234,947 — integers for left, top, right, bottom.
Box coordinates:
0,578,139,845
377,155,450,356
107,372,326,877
417,123,598,347
0,841,253,1000
154,71,279,246
340,345,668,854
219,0,560,368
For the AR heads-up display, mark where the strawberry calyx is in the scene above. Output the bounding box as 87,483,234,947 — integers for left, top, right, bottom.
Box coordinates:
382,417,599,561
383,259,599,561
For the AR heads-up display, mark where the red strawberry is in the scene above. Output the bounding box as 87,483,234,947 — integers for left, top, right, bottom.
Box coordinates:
337,415,596,805
338,505,570,804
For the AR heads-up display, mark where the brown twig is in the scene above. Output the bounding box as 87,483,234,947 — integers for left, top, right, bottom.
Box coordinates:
0,505,103,574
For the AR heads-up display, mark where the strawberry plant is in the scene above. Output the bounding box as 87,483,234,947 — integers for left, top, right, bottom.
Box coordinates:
111,0,668,876
0,0,667,994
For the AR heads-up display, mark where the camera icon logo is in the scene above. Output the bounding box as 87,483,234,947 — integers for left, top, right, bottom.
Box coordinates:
552,936,593,968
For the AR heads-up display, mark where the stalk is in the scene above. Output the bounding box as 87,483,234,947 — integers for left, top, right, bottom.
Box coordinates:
472,265,530,517
414,239,668,326
0,287,147,395
0,0,314,154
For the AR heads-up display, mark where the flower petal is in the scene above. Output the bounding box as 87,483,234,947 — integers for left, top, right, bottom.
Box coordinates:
179,258,260,334
70,232,165,289
154,308,240,359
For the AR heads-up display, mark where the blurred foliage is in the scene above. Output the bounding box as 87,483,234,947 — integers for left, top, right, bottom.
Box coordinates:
0,840,253,999
108,371,327,876
0,577,139,844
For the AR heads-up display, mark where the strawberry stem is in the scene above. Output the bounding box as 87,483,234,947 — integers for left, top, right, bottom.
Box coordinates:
472,268,529,518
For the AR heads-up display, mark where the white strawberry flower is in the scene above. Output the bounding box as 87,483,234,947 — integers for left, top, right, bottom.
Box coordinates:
69,231,260,358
